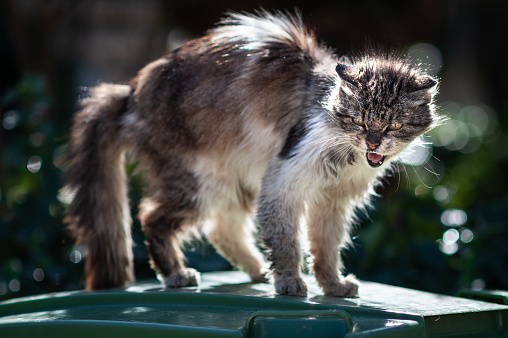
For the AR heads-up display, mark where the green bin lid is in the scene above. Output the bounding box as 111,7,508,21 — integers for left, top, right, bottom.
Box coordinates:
458,289,508,305
1,271,507,337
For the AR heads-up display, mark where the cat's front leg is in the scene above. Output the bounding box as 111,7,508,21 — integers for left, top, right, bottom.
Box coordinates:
307,202,359,297
257,164,307,297
259,205,308,296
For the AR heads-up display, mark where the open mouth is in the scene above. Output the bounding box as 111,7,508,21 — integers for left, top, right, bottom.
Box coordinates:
366,152,386,168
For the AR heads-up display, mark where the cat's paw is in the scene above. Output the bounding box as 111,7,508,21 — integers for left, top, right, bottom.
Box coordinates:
275,275,308,297
247,268,271,283
250,269,270,283
323,274,359,298
164,268,201,288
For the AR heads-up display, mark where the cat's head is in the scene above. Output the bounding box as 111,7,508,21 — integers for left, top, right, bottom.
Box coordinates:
330,55,444,168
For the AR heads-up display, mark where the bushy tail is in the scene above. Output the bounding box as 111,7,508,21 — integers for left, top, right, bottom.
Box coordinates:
64,83,134,290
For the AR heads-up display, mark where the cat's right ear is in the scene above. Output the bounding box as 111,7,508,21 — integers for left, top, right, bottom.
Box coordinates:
336,63,357,85
412,75,438,92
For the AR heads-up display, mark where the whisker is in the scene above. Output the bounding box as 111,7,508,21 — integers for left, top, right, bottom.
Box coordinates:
420,161,440,178
402,163,411,190
392,162,402,193
328,144,354,165
323,139,350,152
407,164,431,188
317,138,351,158
329,148,345,164
309,137,336,149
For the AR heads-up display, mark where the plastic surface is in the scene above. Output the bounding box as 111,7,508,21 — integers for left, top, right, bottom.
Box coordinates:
0,271,507,337
458,289,508,305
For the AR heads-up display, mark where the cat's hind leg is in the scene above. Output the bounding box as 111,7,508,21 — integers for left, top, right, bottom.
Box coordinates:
138,174,201,288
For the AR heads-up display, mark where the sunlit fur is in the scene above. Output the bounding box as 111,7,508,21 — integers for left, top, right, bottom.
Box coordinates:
64,10,441,297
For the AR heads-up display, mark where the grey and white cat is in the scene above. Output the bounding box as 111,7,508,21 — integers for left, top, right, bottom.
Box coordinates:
64,11,443,297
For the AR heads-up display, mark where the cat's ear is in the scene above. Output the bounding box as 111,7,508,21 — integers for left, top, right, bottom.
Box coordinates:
336,63,357,85
411,75,438,92
338,55,353,66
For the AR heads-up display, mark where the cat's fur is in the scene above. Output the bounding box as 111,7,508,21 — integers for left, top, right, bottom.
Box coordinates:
64,11,442,297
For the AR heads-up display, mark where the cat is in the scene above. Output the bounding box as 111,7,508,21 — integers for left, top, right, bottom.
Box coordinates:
64,10,443,297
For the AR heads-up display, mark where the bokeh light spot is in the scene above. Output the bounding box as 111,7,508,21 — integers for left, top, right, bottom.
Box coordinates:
2,110,20,130
441,209,467,227
399,138,433,166
29,132,45,147
8,279,21,292
433,186,450,203
414,185,430,197
438,240,458,255
33,268,45,282
443,228,459,244
460,228,474,243
70,250,82,264
27,155,42,173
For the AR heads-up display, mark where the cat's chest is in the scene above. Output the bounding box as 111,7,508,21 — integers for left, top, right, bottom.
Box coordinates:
333,161,382,197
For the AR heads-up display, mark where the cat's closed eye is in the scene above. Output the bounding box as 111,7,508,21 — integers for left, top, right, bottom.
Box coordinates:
352,117,365,126
388,122,403,130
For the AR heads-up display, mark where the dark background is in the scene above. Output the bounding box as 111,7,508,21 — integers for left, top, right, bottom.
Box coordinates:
1,0,507,300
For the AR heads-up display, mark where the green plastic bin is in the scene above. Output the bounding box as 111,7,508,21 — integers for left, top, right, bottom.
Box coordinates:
1,271,507,337
458,289,508,306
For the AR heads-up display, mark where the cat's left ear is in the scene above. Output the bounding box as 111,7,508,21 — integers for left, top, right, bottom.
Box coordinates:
411,75,438,92
336,63,357,85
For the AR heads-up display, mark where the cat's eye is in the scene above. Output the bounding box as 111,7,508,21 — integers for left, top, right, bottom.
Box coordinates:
389,122,403,131
352,117,365,126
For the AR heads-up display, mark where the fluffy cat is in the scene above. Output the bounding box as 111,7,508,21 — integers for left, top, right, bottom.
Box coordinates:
64,11,442,297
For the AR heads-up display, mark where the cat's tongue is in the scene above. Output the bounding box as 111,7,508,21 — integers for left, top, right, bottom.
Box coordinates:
367,152,384,164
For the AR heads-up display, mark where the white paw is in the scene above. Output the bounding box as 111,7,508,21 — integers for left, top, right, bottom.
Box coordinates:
323,274,359,297
250,269,270,283
163,268,201,288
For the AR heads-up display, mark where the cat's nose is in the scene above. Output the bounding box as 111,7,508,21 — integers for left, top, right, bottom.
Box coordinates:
366,141,379,150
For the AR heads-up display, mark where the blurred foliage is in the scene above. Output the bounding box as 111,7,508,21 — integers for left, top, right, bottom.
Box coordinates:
0,75,81,298
1,0,508,301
